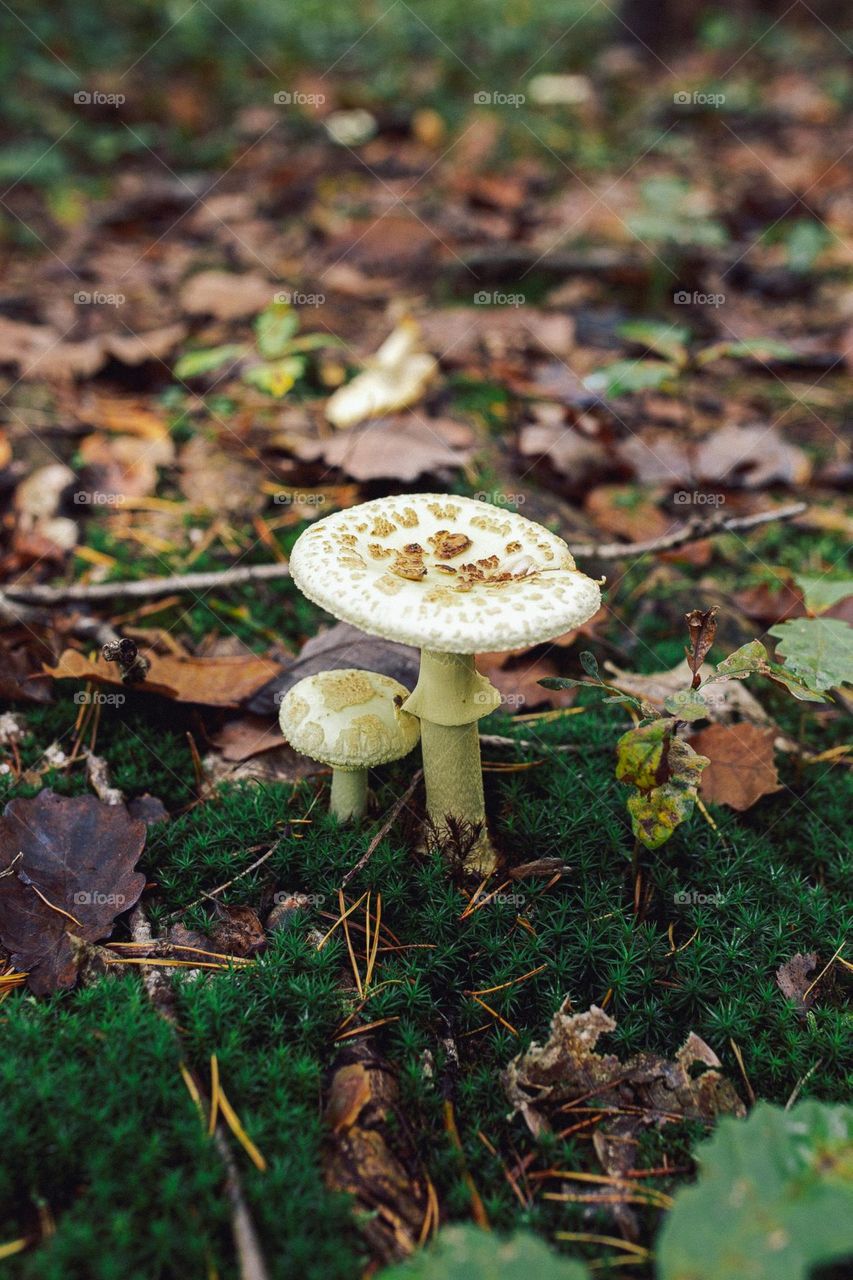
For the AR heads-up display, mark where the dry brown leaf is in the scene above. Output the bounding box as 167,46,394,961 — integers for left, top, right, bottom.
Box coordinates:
419,307,575,364
211,715,283,761
689,722,783,810
584,485,673,542
179,270,276,320
0,316,185,380
776,952,820,1017
734,580,806,624
43,648,280,708
693,424,810,489
295,414,472,482
79,432,173,501
518,422,610,496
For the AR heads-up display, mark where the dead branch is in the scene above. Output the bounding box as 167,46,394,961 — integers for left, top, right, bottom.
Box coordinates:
569,502,806,560
4,561,291,605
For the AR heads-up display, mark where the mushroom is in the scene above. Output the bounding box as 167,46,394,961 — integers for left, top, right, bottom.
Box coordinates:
288,494,602,874
278,669,420,821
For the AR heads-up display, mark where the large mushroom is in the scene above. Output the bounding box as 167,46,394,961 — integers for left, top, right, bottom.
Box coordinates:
279,669,420,821
288,494,601,873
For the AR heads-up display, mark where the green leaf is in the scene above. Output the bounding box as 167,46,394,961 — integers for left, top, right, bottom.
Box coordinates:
763,663,831,703
768,618,853,692
698,338,802,367
616,721,709,849
657,1100,853,1280
287,333,343,353
663,689,708,721
382,1226,590,1280
174,344,246,380
794,575,853,615
579,651,599,679
242,356,305,398
538,677,586,691
254,303,299,360
709,640,768,682
585,359,675,399
619,320,690,365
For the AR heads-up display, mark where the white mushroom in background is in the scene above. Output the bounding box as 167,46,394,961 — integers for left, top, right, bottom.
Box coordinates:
324,319,437,429
288,494,602,874
278,669,420,821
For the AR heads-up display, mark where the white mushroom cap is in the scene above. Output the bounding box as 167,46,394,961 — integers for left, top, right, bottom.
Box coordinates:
289,493,601,653
278,669,420,769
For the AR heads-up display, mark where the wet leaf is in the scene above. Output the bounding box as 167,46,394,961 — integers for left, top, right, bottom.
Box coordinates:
0,790,146,994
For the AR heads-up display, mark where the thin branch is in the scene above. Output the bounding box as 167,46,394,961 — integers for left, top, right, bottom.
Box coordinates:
569,502,806,560
4,561,291,605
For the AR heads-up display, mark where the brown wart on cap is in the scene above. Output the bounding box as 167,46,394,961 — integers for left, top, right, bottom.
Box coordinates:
288,493,603,874
278,670,420,822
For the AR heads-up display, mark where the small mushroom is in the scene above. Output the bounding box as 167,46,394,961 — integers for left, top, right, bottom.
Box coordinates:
278,669,420,822
288,494,602,874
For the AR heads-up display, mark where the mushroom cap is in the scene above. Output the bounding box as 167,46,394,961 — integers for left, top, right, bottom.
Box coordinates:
278,669,420,769
289,493,601,653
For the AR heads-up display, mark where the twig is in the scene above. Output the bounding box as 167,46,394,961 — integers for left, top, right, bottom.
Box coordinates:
569,503,806,560
479,733,581,753
4,561,291,605
339,770,423,890
165,843,277,921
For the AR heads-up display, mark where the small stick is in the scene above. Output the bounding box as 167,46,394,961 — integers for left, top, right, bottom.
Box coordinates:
339,770,423,890
569,502,806,560
165,844,276,921
4,561,291,605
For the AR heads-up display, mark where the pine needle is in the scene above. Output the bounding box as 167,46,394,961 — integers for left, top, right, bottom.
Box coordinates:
469,994,518,1036
0,1239,29,1261
179,1061,205,1124
554,1232,649,1257
217,1086,267,1173
208,1055,221,1136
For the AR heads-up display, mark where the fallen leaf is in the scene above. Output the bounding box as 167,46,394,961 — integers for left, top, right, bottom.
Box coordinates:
247,622,419,717
325,320,438,428
0,316,186,380
418,307,575,364
297,413,472,483
775,952,820,1017
0,790,147,994
584,485,673,542
517,422,610,497
693,424,810,489
44,648,280,708
503,1001,744,1237
79,431,173,500
209,903,266,957
734,580,806,624
476,651,576,713
180,270,276,320
211,715,283,761
689,723,782,811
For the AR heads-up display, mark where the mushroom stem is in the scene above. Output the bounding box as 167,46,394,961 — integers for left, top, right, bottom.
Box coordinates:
329,769,369,822
404,650,500,876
